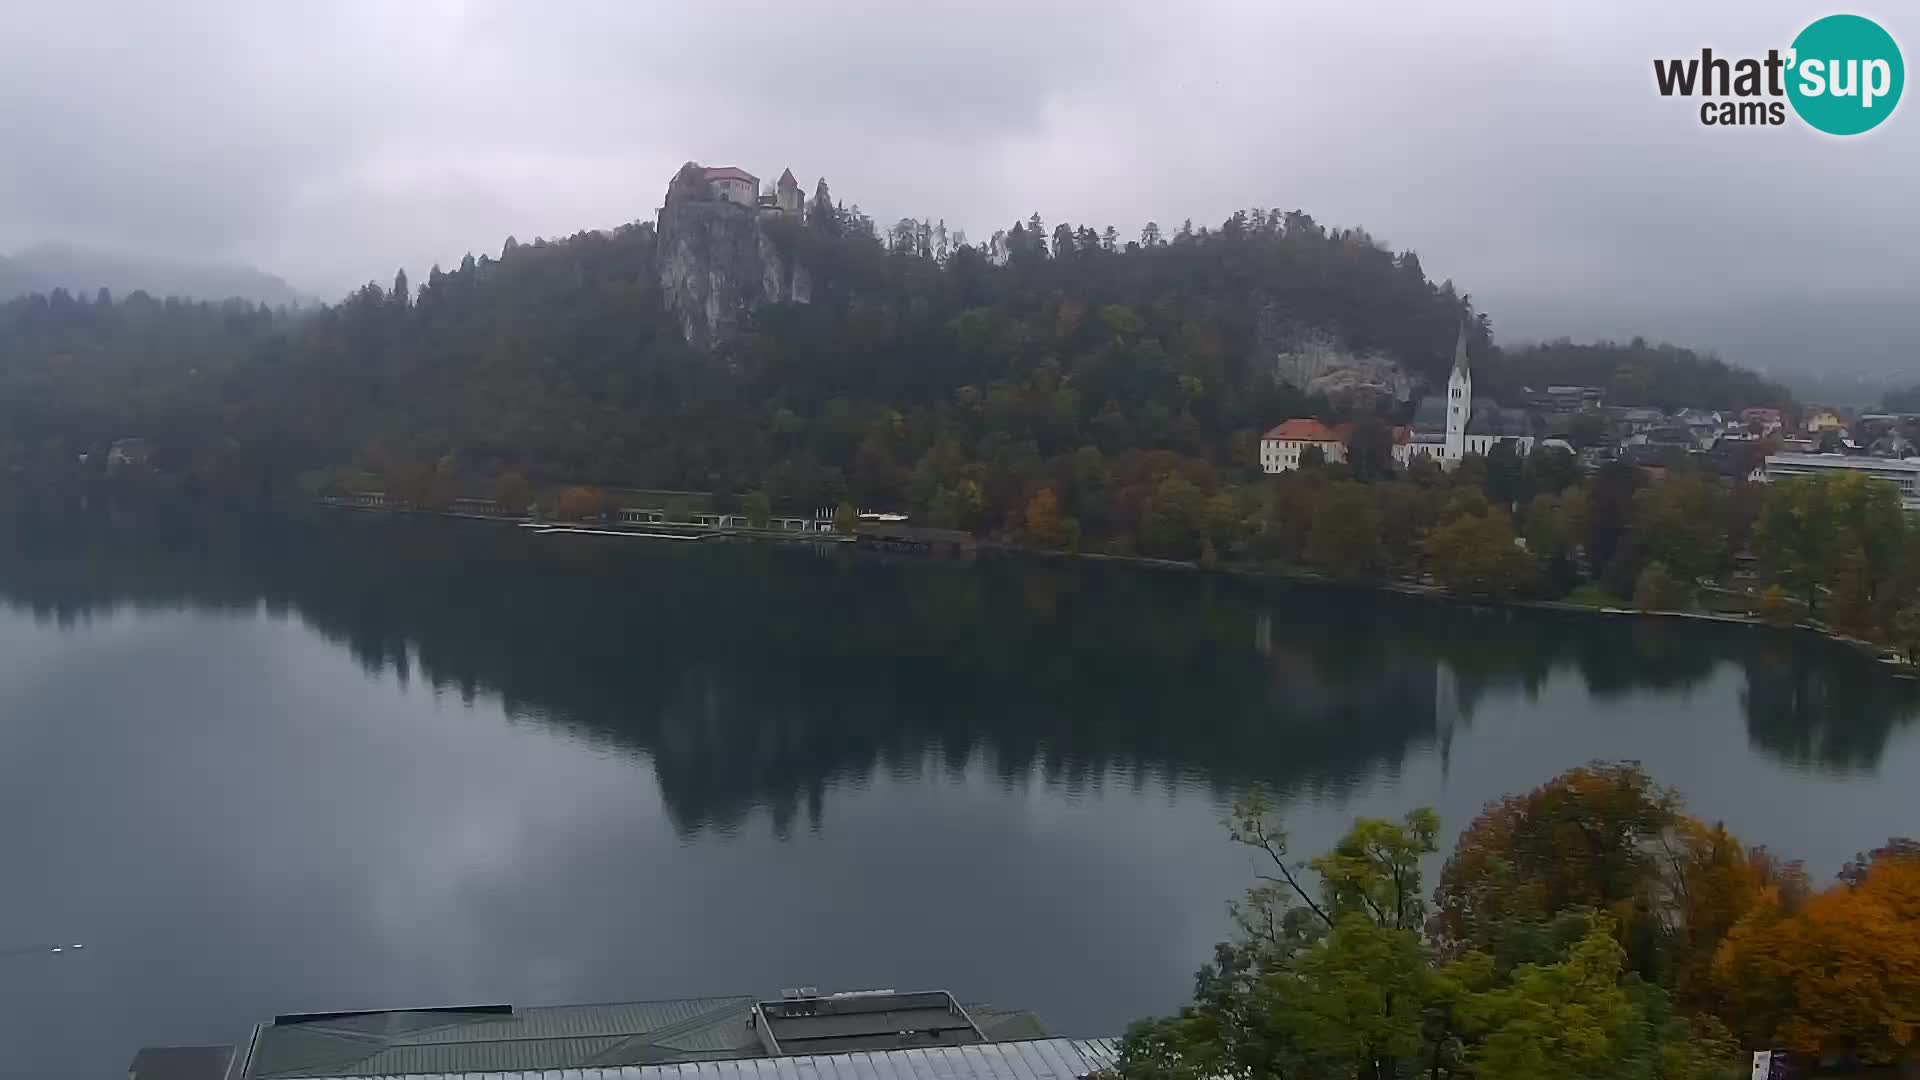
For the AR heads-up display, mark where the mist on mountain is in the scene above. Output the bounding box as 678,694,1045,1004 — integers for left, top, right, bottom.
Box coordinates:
1494,288,1917,403
0,244,310,307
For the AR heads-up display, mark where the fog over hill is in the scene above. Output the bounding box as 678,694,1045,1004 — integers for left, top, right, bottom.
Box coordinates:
1491,288,1918,404
0,244,309,307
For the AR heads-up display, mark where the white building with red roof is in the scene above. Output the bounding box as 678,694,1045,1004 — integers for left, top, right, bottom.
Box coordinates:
1261,419,1350,473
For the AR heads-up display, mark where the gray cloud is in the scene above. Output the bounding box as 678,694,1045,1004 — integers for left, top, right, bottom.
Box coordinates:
1,0,1913,358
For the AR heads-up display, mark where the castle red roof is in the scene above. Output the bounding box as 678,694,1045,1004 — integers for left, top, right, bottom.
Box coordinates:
1262,419,1348,443
777,168,799,187
701,166,758,184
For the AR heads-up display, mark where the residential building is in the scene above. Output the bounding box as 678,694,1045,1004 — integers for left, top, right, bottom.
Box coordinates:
1609,406,1667,434
1260,418,1349,472
1761,452,1920,511
1523,385,1604,414
1803,407,1844,433
1741,407,1784,434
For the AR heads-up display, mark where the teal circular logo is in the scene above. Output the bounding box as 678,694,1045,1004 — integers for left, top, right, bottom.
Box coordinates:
1788,14,1903,135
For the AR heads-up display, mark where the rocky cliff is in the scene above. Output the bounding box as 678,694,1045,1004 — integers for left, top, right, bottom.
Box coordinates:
1272,325,1417,410
655,165,811,349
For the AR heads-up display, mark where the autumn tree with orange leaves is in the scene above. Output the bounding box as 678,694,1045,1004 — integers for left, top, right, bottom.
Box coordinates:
1712,844,1920,1066
1429,762,1819,1018
1430,761,1686,978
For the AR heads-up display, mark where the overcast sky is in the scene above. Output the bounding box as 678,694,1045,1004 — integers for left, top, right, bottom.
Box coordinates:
2,0,1914,342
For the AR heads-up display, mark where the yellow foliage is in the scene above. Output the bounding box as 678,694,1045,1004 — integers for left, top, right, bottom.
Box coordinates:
1712,857,1920,1063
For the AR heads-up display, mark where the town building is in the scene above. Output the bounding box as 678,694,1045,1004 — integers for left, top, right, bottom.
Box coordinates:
1608,406,1667,435
1403,326,1535,467
1260,418,1349,472
1523,385,1604,414
1803,408,1845,433
1762,452,1920,511
1741,407,1784,434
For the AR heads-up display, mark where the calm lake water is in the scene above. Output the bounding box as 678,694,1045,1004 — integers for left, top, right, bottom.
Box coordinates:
0,510,1915,1080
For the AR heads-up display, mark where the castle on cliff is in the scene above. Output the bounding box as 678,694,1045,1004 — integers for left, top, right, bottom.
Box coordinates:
654,162,814,349
699,165,805,216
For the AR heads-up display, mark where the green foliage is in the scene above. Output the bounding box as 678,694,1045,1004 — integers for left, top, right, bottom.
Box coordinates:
1757,585,1796,625
1307,482,1385,580
1141,472,1207,559
1128,773,1752,1080
1628,474,1728,584
1422,510,1534,599
1494,339,1791,412
493,471,533,515
743,489,772,528
1565,583,1625,608
1893,604,1920,663
11,196,1918,656
1460,917,1636,1080
1307,809,1440,932
1634,561,1683,611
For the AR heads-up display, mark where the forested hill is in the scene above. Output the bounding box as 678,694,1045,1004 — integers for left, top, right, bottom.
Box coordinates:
0,205,1785,523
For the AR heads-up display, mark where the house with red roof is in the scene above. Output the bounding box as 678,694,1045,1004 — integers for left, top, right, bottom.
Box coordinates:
1261,419,1351,473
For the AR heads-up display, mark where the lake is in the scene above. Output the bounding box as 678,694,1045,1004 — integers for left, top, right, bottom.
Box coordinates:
0,509,1915,1080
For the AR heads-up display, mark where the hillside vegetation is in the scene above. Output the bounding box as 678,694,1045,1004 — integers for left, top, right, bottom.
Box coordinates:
0,202,1785,535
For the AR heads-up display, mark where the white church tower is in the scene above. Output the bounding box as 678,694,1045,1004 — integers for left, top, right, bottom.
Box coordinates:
1444,321,1472,464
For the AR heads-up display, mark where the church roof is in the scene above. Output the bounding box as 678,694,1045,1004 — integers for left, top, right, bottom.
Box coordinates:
1408,395,1536,438
1467,401,1536,437
1262,418,1347,443
777,168,799,187
1452,322,1471,378
1410,396,1449,435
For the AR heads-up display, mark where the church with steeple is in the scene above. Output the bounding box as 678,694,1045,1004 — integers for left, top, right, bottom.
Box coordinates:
1400,323,1535,468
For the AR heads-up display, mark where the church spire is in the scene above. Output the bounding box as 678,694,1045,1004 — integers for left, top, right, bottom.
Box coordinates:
1452,320,1471,378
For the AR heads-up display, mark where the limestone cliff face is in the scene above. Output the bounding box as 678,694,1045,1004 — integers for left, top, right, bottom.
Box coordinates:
1271,326,1417,410
655,180,810,349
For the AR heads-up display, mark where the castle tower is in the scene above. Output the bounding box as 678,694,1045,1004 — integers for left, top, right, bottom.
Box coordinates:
1445,321,1471,463
775,168,803,215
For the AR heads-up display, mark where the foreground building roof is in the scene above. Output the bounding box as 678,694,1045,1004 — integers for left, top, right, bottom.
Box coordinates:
238,994,1054,1080
242,998,764,1078
309,1037,1120,1080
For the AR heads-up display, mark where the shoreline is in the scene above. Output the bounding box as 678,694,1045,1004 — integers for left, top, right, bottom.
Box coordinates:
982,540,1919,679
316,502,1916,679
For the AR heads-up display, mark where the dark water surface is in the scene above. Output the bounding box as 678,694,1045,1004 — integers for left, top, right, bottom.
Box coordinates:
0,513,1914,1079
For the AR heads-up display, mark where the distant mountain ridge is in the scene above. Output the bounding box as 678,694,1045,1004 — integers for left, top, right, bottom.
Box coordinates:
0,244,310,307
1492,289,1918,386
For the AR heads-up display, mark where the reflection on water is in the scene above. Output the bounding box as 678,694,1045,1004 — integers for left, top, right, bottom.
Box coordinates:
0,504,1914,1080
2,509,1911,830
